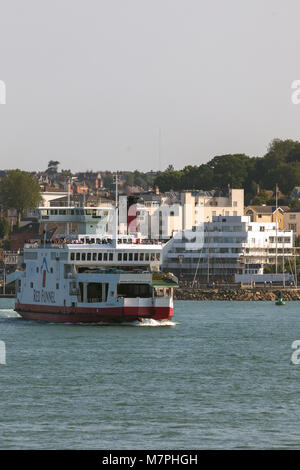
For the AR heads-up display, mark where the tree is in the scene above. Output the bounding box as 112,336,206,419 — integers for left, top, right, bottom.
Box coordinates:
0,217,9,239
289,199,300,210
251,190,271,205
46,160,60,177
0,170,41,225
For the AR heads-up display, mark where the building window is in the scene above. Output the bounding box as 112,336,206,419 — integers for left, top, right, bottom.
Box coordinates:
260,226,265,232
233,201,238,207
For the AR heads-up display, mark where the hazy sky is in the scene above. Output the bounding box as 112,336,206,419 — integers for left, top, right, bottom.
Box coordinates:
1,0,300,173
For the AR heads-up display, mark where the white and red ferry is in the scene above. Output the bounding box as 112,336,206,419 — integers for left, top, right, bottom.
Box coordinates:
7,205,178,323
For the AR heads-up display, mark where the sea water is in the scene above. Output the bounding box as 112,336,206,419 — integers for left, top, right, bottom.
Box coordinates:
0,298,300,449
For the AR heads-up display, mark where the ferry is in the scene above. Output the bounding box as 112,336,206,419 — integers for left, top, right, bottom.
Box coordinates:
7,204,178,323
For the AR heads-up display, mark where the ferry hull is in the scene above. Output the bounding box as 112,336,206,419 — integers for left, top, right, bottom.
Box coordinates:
15,303,173,323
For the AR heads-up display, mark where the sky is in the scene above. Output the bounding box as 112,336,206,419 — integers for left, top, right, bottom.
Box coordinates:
1,0,300,173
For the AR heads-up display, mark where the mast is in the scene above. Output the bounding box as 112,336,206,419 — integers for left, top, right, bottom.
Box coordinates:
283,235,285,288
275,183,278,274
67,177,71,235
207,224,210,285
294,245,298,288
113,172,119,247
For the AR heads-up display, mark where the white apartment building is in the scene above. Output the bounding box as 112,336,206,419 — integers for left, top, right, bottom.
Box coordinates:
119,188,244,239
162,216,294,282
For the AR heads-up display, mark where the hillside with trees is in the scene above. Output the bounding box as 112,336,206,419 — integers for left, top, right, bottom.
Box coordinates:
153,138,300,204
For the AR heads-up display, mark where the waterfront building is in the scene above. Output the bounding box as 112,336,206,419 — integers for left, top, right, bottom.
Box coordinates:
162,215,294,282
283,208,300,239
119,188,244,240
244,205,289,229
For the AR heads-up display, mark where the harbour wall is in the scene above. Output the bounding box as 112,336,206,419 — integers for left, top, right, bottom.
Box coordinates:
174,288,300,301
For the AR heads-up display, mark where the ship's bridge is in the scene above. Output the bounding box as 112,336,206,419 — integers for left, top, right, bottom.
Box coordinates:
37,206,113,235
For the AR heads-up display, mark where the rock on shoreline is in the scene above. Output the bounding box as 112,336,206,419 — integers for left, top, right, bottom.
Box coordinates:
174,288,300,301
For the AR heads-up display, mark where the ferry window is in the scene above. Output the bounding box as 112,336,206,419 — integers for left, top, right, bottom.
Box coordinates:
129,253,133,261
156,253,160,261
82,253,86,261
118,253,122,261
91,238,95,244
93,253,97,261
109,253,113,261
104,253,108,261
76,252,80,261
154,287,164,297
145,253,150,261
87,253,91,261
123,253,127,261
140,253,144,261
117,283,152,298
71,253,75,260
151,253,155,261
98,253,102,261
59,210,66,215
134,253,138,261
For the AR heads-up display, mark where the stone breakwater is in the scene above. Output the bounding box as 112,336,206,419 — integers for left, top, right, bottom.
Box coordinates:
174,288,300,301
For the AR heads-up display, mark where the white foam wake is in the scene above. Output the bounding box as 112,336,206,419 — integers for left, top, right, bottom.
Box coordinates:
0,309,20,318
136,318,177,327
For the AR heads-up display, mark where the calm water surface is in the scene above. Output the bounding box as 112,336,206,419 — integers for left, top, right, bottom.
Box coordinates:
0,298,300,449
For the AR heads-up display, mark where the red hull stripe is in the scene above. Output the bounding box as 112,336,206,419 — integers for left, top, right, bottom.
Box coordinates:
15,303,173,323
